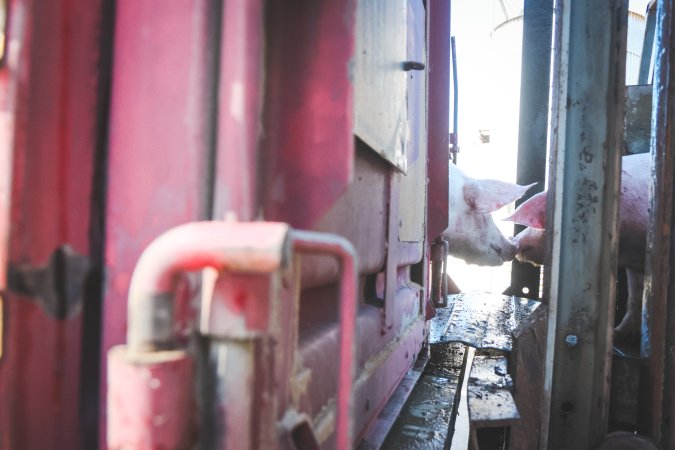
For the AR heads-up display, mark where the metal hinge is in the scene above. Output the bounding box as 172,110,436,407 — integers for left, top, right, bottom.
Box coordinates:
7,245,91,320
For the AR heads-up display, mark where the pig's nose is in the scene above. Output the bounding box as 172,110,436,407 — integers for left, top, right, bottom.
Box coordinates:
496,241,517,262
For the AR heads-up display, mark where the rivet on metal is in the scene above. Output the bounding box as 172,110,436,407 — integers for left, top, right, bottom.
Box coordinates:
565,334,578,347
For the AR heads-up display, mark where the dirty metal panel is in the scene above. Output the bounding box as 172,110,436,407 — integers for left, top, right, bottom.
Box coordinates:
429,293,541,351
262,0,355,230
399,0,427,243
354,0,408,173
468,355,520,428
609,352,641,429
544,0,626,448
308,146,389,288
297,284,425,446
510,304,547,448
624,84,652,155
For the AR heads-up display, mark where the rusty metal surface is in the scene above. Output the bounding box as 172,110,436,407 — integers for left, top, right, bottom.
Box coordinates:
624,84,652,155
429,293,541,351
354,0,408,172
543,1,627,448
467,355,520,428
430,239,449,308
426,0,451,240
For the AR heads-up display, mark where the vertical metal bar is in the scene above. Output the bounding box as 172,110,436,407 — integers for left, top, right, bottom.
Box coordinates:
641,0,675,445
542,1,627,449
291,231,357,450
450,36,458,165
426,0,451,240
213,0,263,221
509,0,553,299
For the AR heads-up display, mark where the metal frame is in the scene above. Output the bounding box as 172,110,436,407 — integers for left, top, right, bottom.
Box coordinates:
542,0,627,448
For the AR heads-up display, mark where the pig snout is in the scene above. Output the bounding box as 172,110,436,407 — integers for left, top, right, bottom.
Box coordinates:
493,239,517,262
511,228,546,266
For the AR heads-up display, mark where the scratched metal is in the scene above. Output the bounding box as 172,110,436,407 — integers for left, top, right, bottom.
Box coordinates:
429,293,540,351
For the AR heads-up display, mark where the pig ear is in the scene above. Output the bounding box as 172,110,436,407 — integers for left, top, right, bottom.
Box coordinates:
463,180,535,213
504,191,547,228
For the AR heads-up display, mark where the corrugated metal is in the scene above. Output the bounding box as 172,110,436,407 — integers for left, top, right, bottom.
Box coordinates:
627,10,647,85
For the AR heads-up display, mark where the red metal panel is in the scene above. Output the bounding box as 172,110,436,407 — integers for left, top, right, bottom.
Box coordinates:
426,0,451,240
262,0,356,230
101,0,215,446
0,0,104,448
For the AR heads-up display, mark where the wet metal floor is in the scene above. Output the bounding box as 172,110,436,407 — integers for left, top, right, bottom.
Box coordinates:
429,293,541,351
376,293,541,449
380,342,468,449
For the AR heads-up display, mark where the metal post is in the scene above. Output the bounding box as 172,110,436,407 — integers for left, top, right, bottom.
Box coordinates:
509,0,553,299
642,0,675,445
542,1,627,448
426,0,451,240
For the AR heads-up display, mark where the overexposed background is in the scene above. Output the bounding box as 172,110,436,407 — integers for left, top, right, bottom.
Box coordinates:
446,0,650,295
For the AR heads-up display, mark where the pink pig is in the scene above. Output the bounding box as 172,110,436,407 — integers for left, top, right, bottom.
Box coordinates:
442,163,534,266
507,152,651,341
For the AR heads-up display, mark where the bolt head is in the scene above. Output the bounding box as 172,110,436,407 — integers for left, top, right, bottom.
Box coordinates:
565,334,578,347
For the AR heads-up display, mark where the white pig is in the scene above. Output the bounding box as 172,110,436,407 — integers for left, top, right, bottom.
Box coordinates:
442,163,534,266
506,152,651,341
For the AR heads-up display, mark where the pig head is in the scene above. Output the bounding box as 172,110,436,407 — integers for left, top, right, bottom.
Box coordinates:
441,163,534,266
507,153,650,270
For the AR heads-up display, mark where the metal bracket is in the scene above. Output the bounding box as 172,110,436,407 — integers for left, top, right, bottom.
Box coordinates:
7,245,91,319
